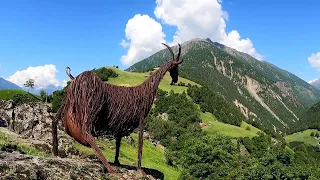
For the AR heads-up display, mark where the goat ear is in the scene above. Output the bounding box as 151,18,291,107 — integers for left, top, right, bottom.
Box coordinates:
177,59,184,64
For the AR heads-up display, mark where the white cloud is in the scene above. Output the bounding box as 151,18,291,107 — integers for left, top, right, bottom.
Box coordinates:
120,39,129,48
120,14,166,66
154,0,262,60
61,79,68,87
154,0,227,43
221,30,263,60
120,0,262,66
308,52,320,72
6,64,65,90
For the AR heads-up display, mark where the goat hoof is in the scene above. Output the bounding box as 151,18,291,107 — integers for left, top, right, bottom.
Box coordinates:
114,161,121,166
138,169,147,177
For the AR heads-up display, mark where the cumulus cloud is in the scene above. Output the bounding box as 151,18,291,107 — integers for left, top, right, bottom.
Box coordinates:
154,0,262,60
221,30,263,60
120,0,262,66
308,52,320,72
154,0,228,43
6,64,66,89
120,14,166,66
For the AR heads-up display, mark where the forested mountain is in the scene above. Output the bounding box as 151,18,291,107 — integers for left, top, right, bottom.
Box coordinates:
126,38,320,134
299,100,320,131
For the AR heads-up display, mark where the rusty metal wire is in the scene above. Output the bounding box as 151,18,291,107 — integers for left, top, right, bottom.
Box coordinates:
52,43,183,174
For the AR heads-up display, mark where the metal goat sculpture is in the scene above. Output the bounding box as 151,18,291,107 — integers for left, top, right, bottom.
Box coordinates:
51,43,183,176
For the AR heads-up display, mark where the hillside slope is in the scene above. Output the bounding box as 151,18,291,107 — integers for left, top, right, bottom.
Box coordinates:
102,67,262,139
126,38,320,134
106,67,200,93
299,100,320,130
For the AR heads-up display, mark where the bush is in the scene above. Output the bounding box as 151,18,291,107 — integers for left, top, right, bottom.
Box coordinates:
12,93,40,105
177,82,186,86
51,89,65,113
93,67,118,81
311,132,315,137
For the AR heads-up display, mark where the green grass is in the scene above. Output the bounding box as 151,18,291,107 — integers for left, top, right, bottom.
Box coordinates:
0,128,50,158
200,112,261,138
106,67,200,94
73,133,181,180
0,89,27,100
285,129,320,147
240,121,262,134
0,89,40,100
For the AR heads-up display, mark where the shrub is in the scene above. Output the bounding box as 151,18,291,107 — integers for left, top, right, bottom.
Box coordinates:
92,67,118,81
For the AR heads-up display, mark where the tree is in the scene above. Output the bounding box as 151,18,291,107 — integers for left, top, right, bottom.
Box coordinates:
40,89,47,103
24,79,35,93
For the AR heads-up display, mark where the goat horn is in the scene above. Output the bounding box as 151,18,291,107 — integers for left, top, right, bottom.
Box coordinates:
176,43,181,61
161,43,174,61
177,59,184,64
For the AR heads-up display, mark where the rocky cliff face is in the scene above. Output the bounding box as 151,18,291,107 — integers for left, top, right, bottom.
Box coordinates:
0,100,79,158
0,100,159,180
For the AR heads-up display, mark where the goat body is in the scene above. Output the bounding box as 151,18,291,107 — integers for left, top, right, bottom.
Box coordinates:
52,43,184,176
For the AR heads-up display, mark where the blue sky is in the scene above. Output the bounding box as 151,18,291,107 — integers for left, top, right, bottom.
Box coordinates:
0,0,319,89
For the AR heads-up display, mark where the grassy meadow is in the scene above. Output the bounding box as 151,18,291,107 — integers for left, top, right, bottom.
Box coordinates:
0,89,37,100
106,67,200,94
200,112,261,138
73,133,181,180
285,129,320,147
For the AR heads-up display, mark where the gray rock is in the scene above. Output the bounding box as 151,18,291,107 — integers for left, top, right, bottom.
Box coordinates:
0,100,14,121
0,100,80,158
0,150,158,180
0,151,114,180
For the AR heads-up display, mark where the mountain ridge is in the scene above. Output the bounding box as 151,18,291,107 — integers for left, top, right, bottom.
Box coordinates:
0,77,22,90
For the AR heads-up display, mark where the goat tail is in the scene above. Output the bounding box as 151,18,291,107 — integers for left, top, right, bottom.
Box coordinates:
51,115,59,156
66,66,74,80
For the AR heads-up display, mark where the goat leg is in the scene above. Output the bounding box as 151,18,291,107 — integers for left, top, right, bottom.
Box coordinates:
84,131,114,173
137,120,147,176
51,116,59,156
114,136,122,166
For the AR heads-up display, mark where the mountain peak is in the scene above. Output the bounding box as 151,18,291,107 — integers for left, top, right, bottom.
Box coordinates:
205,38,225,49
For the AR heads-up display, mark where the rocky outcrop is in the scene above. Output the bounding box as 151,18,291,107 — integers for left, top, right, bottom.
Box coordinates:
0,100,14,122
0,100,80,158
0,150,157,180
0,100,162,179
